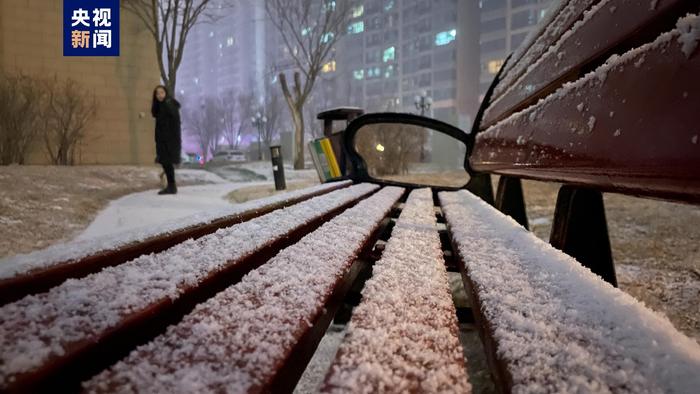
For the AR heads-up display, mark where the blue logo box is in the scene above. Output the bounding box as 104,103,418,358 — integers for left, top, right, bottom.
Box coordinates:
63,0,120,56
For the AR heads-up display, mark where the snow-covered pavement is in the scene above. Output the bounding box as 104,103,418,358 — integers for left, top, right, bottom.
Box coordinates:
76,182,258,240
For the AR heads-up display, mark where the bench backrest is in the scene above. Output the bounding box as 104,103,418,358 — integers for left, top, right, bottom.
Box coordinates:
471,0,700,204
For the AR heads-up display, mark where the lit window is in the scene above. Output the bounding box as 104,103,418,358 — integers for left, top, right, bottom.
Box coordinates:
487,59,504,74
302,27,311,36
348,21,364,34
209,31,214,38
227,37,234,46
383,46,395,62
194,77,199,85
321,32,334,43
218,43,223,49
384,65,394,78
352,5,364,18
435,29,457,46
353,69,364,80
539,9,548,21
322,60,336,73
324,1,336,12
385,0,395,11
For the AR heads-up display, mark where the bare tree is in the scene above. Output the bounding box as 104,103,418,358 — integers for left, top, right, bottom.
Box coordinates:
303,86,330,140
42,77,98,166
265,0,354,169
122,0,231,96
260,92,282,153
220,90,253,149
354,123,422,177
184,96,224,162
0,73,44,165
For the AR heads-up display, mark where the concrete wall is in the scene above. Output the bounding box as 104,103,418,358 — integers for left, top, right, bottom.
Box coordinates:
0,0,160,164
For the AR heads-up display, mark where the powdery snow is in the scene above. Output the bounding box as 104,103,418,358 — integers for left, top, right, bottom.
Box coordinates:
487,0,613,122
480,13,700,143
497,0,570,87
439,190,700,394
323,188,470,393
77,183,252,240
493,0,585,98
676,13,700,58
0,181,351,280
0,182,373,388
82,186,404,394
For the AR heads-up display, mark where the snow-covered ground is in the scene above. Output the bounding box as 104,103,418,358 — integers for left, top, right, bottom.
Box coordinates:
225,161,319,183
75,182,258,240
74,163,319,240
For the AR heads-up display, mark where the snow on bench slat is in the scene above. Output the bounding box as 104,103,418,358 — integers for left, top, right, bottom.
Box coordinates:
439,190,700,393
0,180,351,280
483,10,699,135
83,186,404,393
0,182,374,388
323,188,470,393
492,0,588,100
494,0,575,80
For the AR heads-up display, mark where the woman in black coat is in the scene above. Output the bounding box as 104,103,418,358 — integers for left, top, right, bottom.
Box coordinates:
151,85,182,195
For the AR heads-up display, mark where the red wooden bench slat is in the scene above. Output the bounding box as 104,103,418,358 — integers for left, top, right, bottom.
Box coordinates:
82,186,404,393
322,189,469,393
440,190,700,393
0,181,351,305
0,184,376,392
491,0,595,100
483,0,690,129
472,16,700,203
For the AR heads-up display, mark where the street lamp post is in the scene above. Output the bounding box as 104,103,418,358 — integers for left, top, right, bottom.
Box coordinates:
414,91,433,161
251,111,267,161
414,91,433,116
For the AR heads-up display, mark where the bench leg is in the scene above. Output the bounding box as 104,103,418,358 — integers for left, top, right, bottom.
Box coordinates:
466,173,494,205
550,186,617,287
495,176,528,230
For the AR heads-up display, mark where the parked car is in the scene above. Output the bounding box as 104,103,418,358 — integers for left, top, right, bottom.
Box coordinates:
210,149,247,164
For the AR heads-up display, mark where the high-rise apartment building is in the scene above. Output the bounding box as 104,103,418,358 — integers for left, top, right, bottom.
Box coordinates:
176,0,556,144
177,1,267,104
329,0,481,130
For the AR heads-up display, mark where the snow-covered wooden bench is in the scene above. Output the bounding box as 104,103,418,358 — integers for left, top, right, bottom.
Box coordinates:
81,186,405,393
456,5,700,392
2,4,700,394
323,189,469,393
0,183,378,392
335,4,700,393
456,5,700,393
467,5,700,286
0,180,351,305
440,190,700,393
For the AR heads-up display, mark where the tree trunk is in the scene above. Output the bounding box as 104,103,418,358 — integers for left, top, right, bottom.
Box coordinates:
291,105,305,170
167,79,177,98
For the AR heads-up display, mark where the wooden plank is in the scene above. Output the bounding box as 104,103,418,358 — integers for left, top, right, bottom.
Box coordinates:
472,17,700,203
492,0,595,99
82,187,405,394
0,181,351,305
440,190,700,393
0,184,377,392
322,189,469,393
483,0,692,128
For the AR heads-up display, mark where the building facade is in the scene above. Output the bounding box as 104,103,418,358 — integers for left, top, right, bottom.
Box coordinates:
174,0,557,157
0,1,160,165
